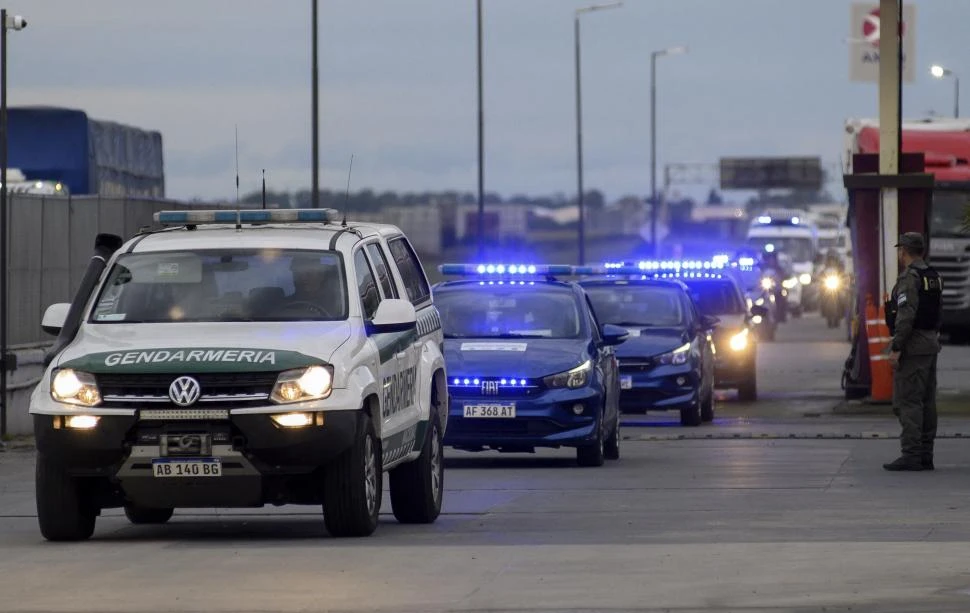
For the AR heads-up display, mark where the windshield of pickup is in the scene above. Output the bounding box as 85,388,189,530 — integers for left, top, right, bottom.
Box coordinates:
435,285,582,339
931,190,970,237
745,236,814,262
90,249,348,323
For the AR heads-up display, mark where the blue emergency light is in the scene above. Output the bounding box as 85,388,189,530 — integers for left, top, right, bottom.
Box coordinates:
439,263,578,276
154,208,340,226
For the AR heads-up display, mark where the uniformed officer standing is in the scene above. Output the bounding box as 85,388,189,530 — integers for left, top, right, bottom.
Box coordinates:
883,233,943,472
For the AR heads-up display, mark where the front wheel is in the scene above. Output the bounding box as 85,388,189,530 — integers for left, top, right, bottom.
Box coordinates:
738,370,758,402
389,416,444,524
577,414,606,467
36,452,97,542
323,413,382,537
680,402,702,427
700,385,715,422
604,410,620,460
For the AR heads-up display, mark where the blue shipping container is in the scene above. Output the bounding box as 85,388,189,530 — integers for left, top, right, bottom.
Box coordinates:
8,106,164,197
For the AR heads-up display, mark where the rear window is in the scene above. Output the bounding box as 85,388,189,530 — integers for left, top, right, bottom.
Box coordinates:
435,285,582,339
684,281,745,315
583,284,686,328
388,237,431,305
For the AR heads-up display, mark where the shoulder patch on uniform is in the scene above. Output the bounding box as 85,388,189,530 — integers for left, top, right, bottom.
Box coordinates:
897,293,907,305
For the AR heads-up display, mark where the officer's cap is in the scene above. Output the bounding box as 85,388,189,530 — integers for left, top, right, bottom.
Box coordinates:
894,232,925,252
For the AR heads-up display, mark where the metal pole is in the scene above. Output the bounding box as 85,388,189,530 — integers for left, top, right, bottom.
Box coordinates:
575,15,584,265
955,76,960,118
650,51,657,258
0,9,8,440
476,0,485,260
311,0,320,209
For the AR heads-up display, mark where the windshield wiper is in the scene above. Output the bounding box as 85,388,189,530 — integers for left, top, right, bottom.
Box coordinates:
612,321,655,327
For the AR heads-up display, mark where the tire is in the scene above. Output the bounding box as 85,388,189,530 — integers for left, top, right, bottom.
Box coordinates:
389,415,444,524
36,452,97,542
323,413,382,537
738,370,758,402
604,410,620,460
124,505,174,525
680,402,702,427
577,413,606,467
700,385,715,422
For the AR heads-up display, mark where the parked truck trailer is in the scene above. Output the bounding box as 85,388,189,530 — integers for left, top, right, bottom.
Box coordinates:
8,106,164,198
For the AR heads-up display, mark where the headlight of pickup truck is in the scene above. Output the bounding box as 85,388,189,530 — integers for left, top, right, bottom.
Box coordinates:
729,329,749,352
51,369,102,407
271,365,334,403
782,277,799,290
543,360,591,389
657,342,691,365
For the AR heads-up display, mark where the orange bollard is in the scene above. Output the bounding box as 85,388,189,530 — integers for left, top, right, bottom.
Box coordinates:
864,295,894,402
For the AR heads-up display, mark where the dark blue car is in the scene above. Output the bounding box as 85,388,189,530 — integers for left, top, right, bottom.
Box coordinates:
433,268,627,466
579,277,717,427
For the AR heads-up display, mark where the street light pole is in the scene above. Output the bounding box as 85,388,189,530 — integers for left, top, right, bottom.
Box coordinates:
649,51,657,258
930,64,960,118
648,46,687,258
0,9,26,442
311,0,319,208
476,0,485,260
574,13,584,265
574,2,622,266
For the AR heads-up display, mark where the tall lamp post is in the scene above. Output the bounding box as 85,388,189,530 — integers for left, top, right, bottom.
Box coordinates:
574,2,622,266
311,0,319,208
476,0,485,260
930,64,960,118
0,10,27,442
649,45,687,258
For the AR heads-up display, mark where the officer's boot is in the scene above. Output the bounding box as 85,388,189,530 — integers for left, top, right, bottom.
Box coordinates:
882,456,924,471
921,455,934,470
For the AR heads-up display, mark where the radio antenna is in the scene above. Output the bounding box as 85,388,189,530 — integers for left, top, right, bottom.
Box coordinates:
234,125,241,230
341,154,354,227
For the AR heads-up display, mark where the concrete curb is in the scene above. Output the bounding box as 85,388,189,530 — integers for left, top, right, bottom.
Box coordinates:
621,431,969,441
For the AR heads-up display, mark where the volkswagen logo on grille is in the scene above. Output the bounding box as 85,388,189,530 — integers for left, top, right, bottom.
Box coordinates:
168,376,202,407
481,380,500,395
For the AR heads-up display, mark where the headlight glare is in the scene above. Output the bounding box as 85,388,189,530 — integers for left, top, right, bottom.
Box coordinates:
824,274,840,290
799,273,812,285
51,369,101,407
543,360,592,389
729,329,749,352
271,365,334,404
782,277,799,290
657,342,691,365
760,278,774,290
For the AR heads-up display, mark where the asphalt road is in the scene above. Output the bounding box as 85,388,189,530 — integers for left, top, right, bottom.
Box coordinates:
2,312,970,613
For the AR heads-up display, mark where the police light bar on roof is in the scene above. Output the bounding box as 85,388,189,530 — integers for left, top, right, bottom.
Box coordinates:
579,265,723,279
438,264,576,276
153,208,340,226
755,214,800,225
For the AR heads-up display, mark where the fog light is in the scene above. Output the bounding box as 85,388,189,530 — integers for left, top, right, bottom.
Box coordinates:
572,404,584,415
676,377,687,386
65,415,99,430
752,315,763,324
271,412,314,428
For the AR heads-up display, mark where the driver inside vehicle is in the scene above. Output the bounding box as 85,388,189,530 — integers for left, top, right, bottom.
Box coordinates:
288,257,342,316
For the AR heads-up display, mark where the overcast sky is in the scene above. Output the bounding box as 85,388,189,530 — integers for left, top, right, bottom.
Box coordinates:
11,1,966,202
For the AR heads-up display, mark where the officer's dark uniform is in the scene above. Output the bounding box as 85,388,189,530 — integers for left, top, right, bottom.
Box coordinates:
883,233,943,472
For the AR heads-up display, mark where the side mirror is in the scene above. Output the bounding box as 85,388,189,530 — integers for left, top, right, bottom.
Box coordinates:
600,323,629,346
368,299,417,333
700,315,720,330
750,305,769,318
42,303,72,336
